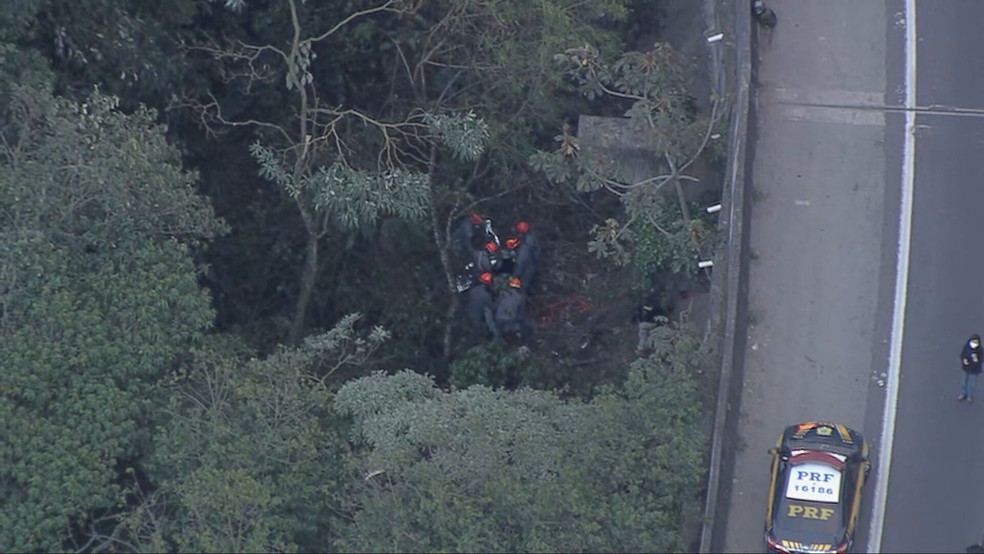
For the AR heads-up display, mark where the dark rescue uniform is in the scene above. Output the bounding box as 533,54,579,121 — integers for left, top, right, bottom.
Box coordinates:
493,285,531,339
466,284,497,336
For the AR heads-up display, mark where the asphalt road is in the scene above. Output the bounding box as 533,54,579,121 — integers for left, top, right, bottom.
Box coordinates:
720,0,899,552
721,0,984,552
879,2,984,552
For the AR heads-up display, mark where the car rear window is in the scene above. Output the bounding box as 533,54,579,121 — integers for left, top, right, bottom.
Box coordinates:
784,461,842,503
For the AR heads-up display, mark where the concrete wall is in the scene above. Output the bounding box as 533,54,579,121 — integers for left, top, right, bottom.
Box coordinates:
700,0,752,552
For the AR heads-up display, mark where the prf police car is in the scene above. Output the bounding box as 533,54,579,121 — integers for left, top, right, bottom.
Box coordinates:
764,422,870,554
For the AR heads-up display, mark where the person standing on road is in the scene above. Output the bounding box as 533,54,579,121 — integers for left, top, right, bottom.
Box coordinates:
958,334,983,402
752,0,777,28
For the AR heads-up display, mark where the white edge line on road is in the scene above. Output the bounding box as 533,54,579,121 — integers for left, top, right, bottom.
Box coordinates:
867,0,916,552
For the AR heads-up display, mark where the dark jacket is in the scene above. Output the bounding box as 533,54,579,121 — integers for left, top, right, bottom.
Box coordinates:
466,284,496,334
516,229,541,264
494,286,530,337
451,216,482,261
511,240,538,291
494,287,525,324
961,340,983,374
633,295,664,324
469,249,498,279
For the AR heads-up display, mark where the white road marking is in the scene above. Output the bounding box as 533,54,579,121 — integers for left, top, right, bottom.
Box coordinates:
768,88,887,126
770,87,886,107
780,105,886,126
867,0,916,552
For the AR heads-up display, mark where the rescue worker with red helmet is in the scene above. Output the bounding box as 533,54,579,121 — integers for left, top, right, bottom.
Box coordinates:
465,271,498,337
469,240,504,280
451,212,486,261
492,276,532,340
509,220,540,293
498,236,521,274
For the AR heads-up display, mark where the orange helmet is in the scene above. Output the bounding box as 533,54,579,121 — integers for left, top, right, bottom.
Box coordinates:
507,276,522,289
479,272,494,286
505,237,520,250
484,242,498,254
469,213,484,225
515,221,530,234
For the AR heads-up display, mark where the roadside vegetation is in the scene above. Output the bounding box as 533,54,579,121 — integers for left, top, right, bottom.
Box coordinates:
1,0,723,551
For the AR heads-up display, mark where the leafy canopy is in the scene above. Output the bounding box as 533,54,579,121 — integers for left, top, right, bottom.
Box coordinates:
0,85,224,551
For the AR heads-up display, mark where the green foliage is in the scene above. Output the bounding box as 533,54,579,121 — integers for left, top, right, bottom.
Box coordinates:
333,348,707,553
424,111,490,162
587,217,634,267
535,41,719,283
130,315,389,552
538,42,710,185
0,0,43,42
2,87,227,246
0,43,53,114
250,141,431,230
627,195,718,281
0,4,720,553
449,343,512,389
11,0,206,112
369,0,630,190
0,86,224,551
448,341,540,390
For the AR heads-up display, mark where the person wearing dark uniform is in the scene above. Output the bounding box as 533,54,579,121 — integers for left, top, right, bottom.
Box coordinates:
466,272,497,337
451,212,486,261
511,221,541,293
958,334,983,402
513,221,541,262
499,237,520,275
632,294,665,356
469,241,503,280
493,276,531,340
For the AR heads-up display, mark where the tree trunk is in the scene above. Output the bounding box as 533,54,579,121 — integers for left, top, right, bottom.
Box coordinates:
428,145,458,363
288,227,319,345
671,172,711,283
672,175,692,229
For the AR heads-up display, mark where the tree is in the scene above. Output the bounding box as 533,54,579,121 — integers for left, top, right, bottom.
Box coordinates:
0,86,225,551
333,323,707,553
363,0,630,358
110,314,388,552
181,0,627,363
531,43,726,282
182,0,482,345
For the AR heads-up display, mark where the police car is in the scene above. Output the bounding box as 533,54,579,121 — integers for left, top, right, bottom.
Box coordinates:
764,422,870,554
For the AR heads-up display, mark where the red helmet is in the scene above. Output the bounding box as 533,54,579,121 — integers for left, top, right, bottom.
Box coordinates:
479,272,493,286
469,213,484,225
515,221,530,234
505,237,520,250
484,242,498,254
507,276,522,289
